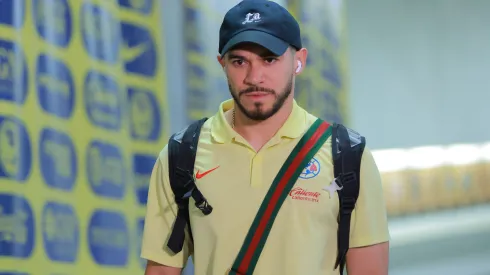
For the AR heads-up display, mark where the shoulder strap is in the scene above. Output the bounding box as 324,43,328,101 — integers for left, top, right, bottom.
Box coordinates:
229,119,332,275
166,117,212,254
332,123,366,275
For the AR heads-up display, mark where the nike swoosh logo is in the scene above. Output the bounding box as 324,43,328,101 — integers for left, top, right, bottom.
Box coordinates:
121,42,149,62
196,166,220,179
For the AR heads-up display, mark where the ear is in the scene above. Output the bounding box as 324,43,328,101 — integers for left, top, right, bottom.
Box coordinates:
294,48,308,75
217,54,225,69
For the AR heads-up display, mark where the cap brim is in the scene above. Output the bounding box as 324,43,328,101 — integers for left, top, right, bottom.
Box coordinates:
221,30,289,56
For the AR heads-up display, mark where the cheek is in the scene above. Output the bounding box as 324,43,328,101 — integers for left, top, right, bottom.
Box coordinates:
269,64,291,78
226,70,245,87
269,68,291,87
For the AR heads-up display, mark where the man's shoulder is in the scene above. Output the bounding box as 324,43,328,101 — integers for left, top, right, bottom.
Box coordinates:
304,112,365,147
165,117,213,146
338,123,365,147
152,117,212,175
160,117,214,159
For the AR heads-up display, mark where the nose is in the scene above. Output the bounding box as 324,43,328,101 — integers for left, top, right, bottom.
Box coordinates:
243,63,265,86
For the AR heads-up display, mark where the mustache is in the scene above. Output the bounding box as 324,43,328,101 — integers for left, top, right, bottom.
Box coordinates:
239,86,275,96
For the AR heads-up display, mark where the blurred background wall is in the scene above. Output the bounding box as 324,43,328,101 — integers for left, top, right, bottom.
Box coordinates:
347,0,490,149
1,0,489,275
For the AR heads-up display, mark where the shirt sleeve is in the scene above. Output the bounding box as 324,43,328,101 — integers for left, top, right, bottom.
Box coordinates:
349,147,391,248
140,145,193,267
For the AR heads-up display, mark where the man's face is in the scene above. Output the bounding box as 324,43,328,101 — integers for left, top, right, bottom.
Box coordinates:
220,43,296,121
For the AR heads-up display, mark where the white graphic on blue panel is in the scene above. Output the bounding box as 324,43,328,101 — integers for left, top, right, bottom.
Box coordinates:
88,210,129,266
0,39,28,105
87,141,126,199
0,116,31,181
42,201,79,263
39,128,77,191
36,54,75,119
83,71,122,131
81,3,119,64
128,88,161,141
32,0,72,48
0,194,35,258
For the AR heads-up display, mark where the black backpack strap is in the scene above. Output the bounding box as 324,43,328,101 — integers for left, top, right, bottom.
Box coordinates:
332,123,366,274
166,117,213,254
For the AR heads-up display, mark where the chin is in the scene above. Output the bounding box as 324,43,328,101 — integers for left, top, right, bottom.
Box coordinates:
246,104,272,114
246,108,277,121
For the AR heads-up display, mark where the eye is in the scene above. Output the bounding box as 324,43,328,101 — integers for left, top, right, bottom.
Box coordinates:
264,57,277,64
232,59,245,66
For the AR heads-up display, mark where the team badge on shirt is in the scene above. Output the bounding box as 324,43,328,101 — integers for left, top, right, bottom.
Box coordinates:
299,157,320,179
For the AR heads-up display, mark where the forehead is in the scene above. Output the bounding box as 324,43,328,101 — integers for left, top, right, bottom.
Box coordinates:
226,42,284,58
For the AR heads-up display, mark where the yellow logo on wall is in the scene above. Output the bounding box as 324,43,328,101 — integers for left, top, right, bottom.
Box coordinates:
0,0,169,273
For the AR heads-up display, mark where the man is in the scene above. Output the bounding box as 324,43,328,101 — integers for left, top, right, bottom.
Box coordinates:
141,0,390,274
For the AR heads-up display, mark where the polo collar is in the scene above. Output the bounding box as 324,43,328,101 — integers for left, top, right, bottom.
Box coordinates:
211,99,307,144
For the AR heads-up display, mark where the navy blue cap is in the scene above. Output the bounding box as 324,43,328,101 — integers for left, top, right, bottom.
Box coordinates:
219,0,302,56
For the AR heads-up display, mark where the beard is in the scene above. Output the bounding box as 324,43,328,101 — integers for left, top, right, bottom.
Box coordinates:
228,76,293,121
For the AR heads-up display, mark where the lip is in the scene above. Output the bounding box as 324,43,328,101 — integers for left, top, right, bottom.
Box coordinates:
243,92,271,97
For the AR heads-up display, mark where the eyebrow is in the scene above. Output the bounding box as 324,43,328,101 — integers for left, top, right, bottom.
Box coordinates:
227,53,245,60
227,51,279,60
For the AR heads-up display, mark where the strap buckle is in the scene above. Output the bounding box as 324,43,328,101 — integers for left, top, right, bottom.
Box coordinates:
195,198,213,215
174,169,213,216
338,171,356,187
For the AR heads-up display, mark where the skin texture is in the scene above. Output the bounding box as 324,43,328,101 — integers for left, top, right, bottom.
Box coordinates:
144,260,182,275
217,42,308,151
346,242,390,275
144,42,389,275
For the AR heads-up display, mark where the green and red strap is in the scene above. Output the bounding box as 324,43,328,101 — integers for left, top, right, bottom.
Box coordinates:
228,118,332,275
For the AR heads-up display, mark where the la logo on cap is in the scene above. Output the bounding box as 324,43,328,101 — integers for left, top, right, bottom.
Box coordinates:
242,12,261,24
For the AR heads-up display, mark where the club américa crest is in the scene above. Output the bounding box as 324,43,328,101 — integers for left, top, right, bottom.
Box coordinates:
299,157,320,179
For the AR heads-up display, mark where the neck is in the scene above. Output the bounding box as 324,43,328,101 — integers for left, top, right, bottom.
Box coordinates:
232,99,293,151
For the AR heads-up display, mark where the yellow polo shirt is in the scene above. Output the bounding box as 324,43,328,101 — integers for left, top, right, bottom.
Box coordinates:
141,99,390,275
